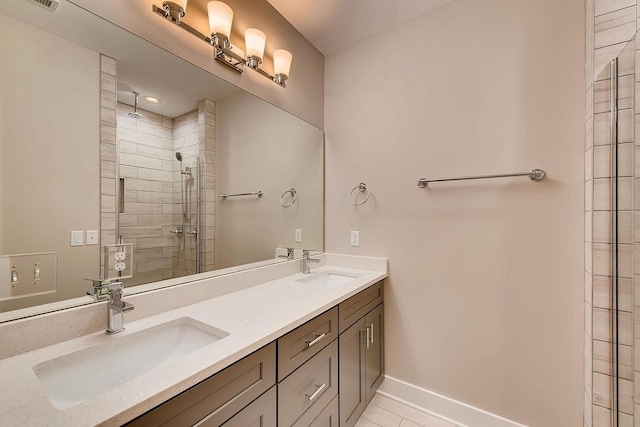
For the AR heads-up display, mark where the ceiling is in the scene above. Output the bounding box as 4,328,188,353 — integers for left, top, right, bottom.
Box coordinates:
266,0,458,55
1,0,240,118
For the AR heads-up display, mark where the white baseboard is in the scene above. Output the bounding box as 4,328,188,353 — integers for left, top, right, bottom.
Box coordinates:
377,376,529,427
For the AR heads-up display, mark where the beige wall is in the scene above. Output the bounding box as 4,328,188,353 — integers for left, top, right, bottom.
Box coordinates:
324,0,584,425
0,14,100,309
215,91,323,269
69,0,324,129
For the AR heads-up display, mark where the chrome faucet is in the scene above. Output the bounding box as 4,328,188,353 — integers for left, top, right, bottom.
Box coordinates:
278,247,295,260
302,249,320,274
106,282,134,335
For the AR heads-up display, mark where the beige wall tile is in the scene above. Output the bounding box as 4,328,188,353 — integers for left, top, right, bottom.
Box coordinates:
593,372,612,408
593,243,611,276
595,7,637,49
595,0,636,17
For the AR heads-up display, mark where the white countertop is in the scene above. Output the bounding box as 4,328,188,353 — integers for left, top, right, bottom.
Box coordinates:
0,263,387,426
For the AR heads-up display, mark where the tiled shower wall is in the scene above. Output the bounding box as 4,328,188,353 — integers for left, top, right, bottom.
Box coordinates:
586,1,639,426
116,103,174,286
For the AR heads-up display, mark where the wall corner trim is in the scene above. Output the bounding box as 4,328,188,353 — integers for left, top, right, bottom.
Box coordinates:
377,376,529,427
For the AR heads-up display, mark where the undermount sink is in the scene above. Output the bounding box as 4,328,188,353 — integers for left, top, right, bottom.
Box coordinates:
33,317,229,410
296,271,360,289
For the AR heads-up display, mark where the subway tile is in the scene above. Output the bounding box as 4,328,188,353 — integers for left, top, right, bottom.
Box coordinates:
619,378,634,414
619,75,634,110
590,341,633,379
593,275,611,308
588,83,595,120
595,6,636,49
101,160,116,179
116,115,138,131
595,41,633,80
136,237,173,249
618,177,632,210
619,277,633,312
137,214,174,226
119,214,138,227
120,165,138,179
137,168,173,182
593,243,611,276
586,271,594,306
125,178,164,192
137,144,173,161
119,140,137,154
101,177,116,196
101,213,116,231
595,80,611,115
137,121,172,139
593,308,608,343
101,107,116,126
593,211,610,243
137,191,173,203
619,243,633,278
595,0,636,17
587,302,594,337
100,90,116,110
118,128,163,148
101,194,116,213
101,126,116,145
593,372,612,408
123,202,163,215
101,142,116,162
593,146,608,178
119,153,163,170
100,55,116,76
100,72,116,93
594,113,610,146
119,225,163,238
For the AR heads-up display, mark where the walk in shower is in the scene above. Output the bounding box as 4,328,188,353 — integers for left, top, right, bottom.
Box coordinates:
114,99,209,286
588,31,638,427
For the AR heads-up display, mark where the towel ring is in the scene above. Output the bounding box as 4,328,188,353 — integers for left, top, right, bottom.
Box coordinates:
349,183,370,206
280,188,297,208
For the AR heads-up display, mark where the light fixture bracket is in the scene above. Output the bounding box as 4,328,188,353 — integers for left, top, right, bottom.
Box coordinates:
152,3,287,87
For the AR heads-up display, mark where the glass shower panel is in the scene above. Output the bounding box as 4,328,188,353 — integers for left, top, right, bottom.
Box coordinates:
591,32,636,427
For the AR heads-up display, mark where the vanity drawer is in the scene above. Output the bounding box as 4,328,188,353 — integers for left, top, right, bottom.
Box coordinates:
201,386,276,427
294,394,339,427
127,342,276,427
278,307,338,381
278,339,339,427
339,281,383,333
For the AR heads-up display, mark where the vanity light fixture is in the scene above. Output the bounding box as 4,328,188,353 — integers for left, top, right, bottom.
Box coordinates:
151,0,293,88
161,0,188,24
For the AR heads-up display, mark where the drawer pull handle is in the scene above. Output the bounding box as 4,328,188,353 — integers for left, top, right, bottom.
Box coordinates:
305,333,326,349
366,327,370,348
370,323,374,344
305,383,326,401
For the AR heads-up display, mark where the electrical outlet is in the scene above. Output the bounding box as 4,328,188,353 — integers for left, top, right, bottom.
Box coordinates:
350,231,360,247
114,262,126,272
114,251,126,261
295,228,303,243
70,231,83,247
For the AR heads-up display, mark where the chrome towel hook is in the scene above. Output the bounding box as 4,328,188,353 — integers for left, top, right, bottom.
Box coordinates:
349,183,371,206
280,188,297,208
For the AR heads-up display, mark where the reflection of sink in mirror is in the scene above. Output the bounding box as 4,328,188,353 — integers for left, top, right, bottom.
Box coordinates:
33,318,228,410
296,271,360,289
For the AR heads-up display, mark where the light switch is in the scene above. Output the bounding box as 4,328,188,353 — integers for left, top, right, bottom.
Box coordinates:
295,229,303,243
70,231,83,247
86,230,99,245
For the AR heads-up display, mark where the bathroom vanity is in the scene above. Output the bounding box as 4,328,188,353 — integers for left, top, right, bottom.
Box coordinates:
0,255,387,426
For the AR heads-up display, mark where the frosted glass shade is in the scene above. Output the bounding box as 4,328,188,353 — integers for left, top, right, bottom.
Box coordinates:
207,1,233,38
273,49,293,77
245,28,266,61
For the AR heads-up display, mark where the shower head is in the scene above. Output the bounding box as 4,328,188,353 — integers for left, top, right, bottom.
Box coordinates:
127,92,144,119
175,152,183,161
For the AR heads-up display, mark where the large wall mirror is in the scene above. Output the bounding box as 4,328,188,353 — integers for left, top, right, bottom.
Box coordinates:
0,0,323,321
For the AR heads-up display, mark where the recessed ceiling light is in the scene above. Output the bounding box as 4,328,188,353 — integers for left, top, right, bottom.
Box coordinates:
143,96,160,104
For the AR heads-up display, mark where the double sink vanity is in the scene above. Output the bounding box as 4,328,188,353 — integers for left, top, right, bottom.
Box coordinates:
0,254,387,426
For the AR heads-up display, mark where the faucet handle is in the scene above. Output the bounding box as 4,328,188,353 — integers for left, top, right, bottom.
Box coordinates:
107,282,124,294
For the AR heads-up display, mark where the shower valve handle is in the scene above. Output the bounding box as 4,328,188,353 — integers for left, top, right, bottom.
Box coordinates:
169,229,183,235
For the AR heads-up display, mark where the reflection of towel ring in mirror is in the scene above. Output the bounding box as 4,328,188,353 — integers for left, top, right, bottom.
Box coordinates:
280,188,297,208
349,183,371,206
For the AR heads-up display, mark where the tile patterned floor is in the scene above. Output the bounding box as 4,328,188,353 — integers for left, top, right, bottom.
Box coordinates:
355,394,458,427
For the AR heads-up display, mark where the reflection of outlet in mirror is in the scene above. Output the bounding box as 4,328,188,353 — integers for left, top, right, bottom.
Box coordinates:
70,231,83,247
114,252,126,261
114,262,126,272
350,231,360,247
295,229,303,243
86,230,99,245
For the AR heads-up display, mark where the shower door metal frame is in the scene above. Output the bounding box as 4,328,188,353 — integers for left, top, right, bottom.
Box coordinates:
610,57,620,427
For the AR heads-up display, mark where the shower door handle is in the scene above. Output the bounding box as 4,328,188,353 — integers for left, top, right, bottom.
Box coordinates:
169,229,183,235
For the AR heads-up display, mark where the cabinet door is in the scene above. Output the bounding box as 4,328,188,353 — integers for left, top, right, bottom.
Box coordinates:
212,387,276,427
365,304,384,404
308,395,339,427
339,317,366,427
